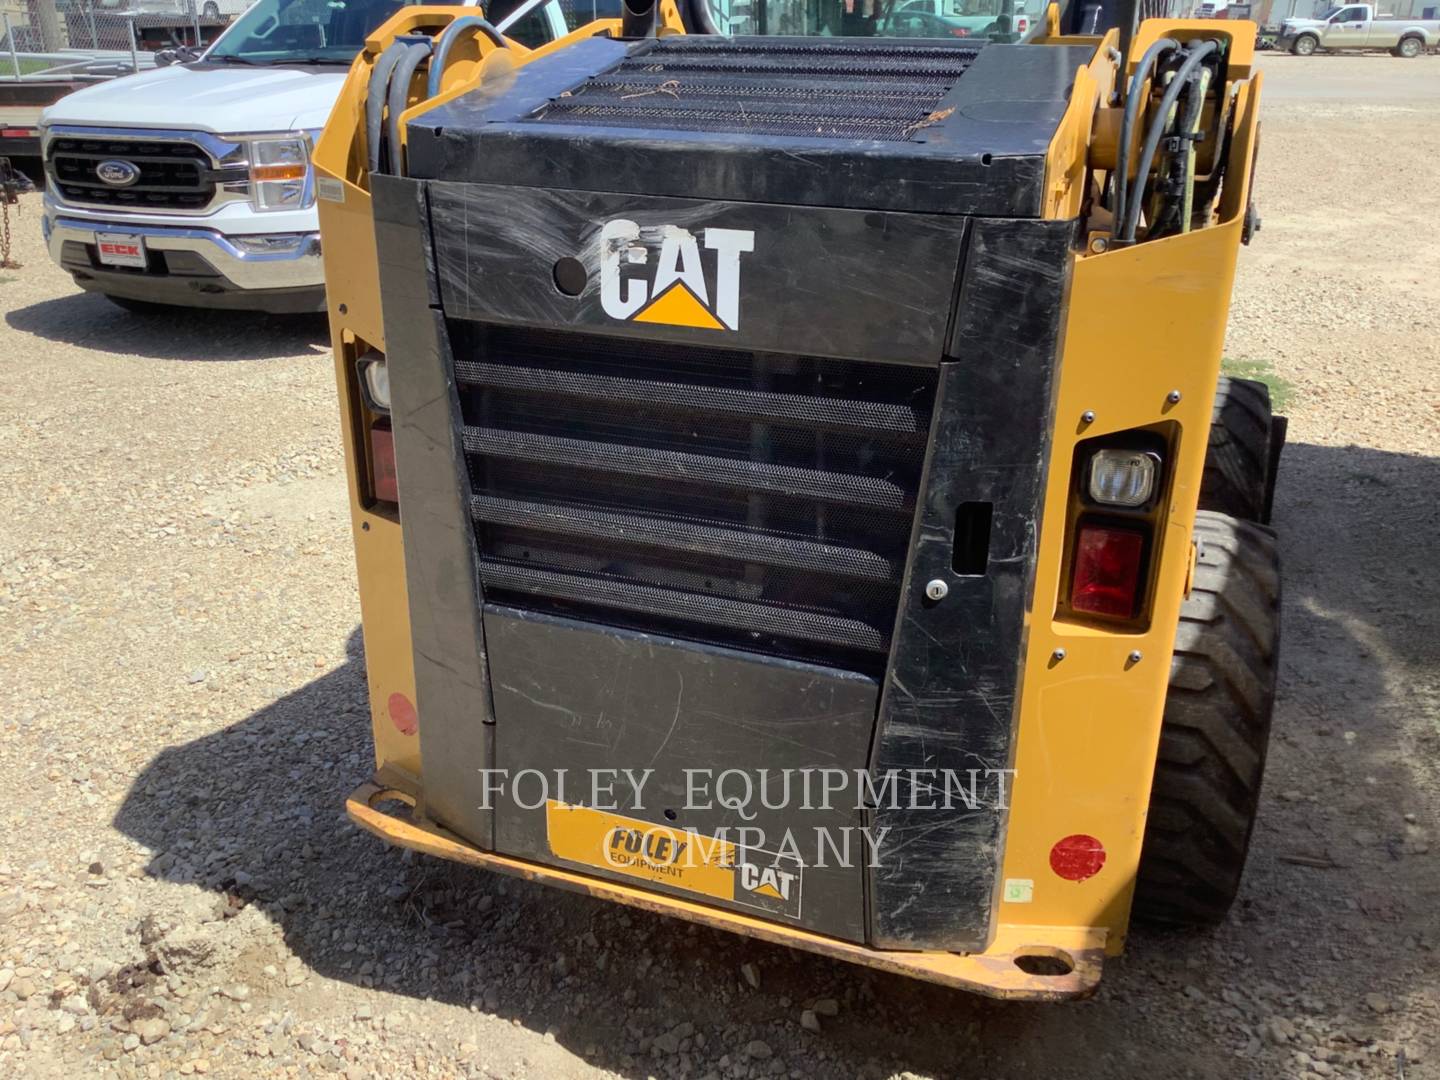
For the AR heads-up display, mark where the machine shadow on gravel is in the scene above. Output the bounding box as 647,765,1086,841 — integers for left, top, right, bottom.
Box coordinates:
110,441,1439,1077
5,294,329,361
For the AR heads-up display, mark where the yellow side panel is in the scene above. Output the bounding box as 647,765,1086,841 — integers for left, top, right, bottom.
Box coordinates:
320,191,421,778
315,10,484,781
1000,77,1262,954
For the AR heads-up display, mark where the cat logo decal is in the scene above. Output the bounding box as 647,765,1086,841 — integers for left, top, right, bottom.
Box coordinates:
598,219,754,331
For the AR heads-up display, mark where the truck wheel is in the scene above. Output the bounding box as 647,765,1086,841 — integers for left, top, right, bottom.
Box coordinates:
1292,34,1318,55
1395,36,1422,58
1199,376,1285,524
1133,511,1281,927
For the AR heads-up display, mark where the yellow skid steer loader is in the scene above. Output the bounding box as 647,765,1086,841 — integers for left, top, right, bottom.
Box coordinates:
313,0,1280,1000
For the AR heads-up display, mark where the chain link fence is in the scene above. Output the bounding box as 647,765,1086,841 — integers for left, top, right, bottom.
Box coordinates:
1,0,226,80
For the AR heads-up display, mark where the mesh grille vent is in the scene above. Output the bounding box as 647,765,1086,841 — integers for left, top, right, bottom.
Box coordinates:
528,37,978,142
452,325,937,671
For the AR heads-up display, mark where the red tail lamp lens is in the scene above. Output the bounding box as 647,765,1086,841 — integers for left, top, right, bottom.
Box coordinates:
371,419,399,504
1070,524,1144,618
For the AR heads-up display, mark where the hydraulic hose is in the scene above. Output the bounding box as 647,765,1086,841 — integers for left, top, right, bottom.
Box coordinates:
365,42,412,176
426,16,507,99
1111,36,1179,243
1146,62,1207,239
1120,39,1219,244
1176,67,1211,234
386,41,433,177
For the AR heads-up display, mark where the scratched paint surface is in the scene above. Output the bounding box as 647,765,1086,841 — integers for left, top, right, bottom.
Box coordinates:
425,181,968,366
484,605,879,943
866,219,1071,951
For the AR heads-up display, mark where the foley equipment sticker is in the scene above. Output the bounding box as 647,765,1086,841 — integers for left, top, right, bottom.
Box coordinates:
545,800,802,919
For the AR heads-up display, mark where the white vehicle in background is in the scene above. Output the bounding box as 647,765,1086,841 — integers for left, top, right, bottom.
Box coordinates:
896,0,1041,36
80,0,191,12
38,0,566,314
1277,2,1440,55
73,0,246,17
195,0,255,19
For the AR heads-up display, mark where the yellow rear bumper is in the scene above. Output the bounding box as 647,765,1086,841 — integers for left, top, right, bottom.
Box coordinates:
346,777,1107,1002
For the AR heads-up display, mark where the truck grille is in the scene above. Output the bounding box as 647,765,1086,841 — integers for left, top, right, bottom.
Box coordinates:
47,136,218,211
452,326,936,672
528,37,978,142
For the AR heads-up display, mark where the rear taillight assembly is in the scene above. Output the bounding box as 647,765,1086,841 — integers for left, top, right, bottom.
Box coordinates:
348,341,398,509
1060,430,1172,626
1070,524,1146,618
951,27,970,36
370,418,399,505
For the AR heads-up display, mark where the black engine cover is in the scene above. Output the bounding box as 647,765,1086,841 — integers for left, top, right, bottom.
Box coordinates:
374,32,1080,951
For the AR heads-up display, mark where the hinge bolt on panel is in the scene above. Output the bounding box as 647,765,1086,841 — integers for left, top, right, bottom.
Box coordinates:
1052,647,1067,662
925,578,949,601
1128,649,1143,664
1166,390,1182,404
1081,410,1096,425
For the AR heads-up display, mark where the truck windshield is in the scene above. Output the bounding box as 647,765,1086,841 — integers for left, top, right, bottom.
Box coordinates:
704,0,1042,40
207,0,419,64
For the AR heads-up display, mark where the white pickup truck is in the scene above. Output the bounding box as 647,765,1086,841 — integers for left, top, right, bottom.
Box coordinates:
38,0,565,313
1277,3,1440,57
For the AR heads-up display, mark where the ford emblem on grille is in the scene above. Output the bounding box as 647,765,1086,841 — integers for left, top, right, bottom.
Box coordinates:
96,159,141,187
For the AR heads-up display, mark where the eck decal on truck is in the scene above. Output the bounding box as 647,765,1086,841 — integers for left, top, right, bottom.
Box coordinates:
598,219,755,331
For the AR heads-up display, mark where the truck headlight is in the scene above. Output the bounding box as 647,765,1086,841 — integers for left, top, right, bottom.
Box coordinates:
249,134,312,212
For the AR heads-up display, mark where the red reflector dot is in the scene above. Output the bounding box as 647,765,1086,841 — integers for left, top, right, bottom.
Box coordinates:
387,692,418,736
1050,834,1106,882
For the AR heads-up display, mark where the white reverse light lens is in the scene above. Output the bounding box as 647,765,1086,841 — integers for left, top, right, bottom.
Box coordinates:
362,356,391,412
1089,450,1157,508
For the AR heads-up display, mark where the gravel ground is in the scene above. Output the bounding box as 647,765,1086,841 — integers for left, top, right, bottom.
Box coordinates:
1,52,1438,1080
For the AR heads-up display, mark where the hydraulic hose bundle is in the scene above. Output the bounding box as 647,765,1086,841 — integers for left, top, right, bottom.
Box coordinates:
1110,35,1223,246
364,19,508,178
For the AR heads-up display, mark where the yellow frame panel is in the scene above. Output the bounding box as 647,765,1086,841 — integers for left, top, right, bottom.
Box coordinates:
1002,74,1262,953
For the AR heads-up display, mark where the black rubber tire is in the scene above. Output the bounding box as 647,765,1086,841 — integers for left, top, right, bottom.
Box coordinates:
1292,34,1318,55
202,1,221,18
1133,511,1280,927
1200,376,1283,524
